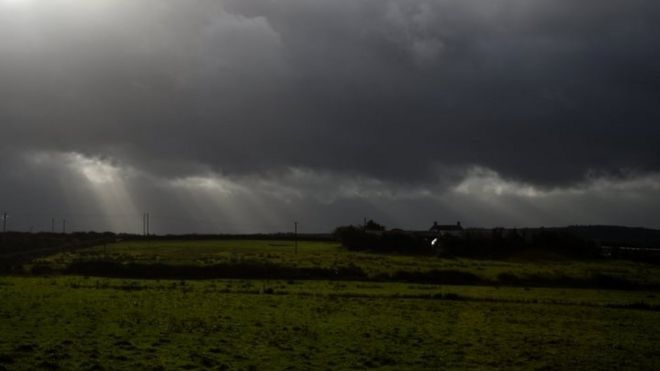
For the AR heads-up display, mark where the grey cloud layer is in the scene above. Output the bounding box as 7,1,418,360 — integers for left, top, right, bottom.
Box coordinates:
1,151,659,233
1,0,660,231
2,0,659,184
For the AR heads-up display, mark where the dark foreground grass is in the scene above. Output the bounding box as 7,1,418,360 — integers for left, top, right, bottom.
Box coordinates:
1,277,659,370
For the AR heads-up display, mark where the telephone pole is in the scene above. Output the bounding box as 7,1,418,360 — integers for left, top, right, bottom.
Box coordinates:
2,213,7,233
294,221,298,254
142,212,150,237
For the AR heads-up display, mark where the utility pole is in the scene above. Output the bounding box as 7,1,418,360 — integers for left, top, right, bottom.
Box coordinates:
142,212,150,237
294,221,298,254
147,212,150,237
1,213,5,244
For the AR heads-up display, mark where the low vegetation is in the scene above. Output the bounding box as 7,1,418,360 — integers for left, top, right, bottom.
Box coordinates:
1,238,659,369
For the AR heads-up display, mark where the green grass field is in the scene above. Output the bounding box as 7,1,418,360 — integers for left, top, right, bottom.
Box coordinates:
1,277,659,370
2,240,660,370
35,239,660,286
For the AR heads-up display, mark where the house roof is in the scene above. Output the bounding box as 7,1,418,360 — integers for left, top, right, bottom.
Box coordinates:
430,222,463,231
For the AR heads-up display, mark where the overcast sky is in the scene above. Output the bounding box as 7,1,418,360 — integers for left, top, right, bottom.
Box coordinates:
1,0,660,233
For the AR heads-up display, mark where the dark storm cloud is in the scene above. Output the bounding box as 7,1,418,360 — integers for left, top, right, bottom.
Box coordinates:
224,0,660,185
1,0,659,185
1,0,660,232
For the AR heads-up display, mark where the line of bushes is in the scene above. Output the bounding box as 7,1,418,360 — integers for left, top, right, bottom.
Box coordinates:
333,226,430,255
63,261,368,281
60,262,487,285
333,225,602,259
39,261,656,290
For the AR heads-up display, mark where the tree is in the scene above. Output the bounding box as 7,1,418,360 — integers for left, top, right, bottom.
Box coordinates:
365,219,385,231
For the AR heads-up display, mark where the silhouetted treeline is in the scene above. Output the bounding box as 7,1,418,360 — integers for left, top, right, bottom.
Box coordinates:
334,226,430,254
442,228,600,259
334,225,601,259
567,225,660,248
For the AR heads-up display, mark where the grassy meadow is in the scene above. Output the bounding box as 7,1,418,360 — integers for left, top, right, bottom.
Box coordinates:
1,239,660,370
33,239,660,287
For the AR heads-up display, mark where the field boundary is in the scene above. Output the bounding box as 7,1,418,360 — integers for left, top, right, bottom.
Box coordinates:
22,260,660,291
49,278,660,312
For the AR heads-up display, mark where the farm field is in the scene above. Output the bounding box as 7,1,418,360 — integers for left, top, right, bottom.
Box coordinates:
2,239,660,370
1,276,660,370
33,240,660,287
